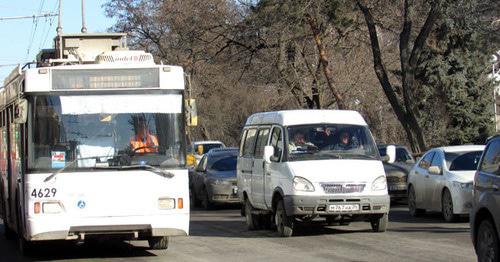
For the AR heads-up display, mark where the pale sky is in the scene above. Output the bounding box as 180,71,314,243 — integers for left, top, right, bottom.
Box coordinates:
0,0,116,82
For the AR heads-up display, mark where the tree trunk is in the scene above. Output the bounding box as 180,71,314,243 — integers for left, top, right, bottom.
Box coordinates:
305,12,346,110
357,0,439,153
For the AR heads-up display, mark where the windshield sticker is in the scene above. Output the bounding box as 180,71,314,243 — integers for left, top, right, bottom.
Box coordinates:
51,151,66,168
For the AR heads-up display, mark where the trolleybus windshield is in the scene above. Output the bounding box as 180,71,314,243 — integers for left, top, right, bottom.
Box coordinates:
29,94,186,172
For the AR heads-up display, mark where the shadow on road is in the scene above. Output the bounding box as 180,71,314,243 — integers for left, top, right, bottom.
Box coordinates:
389,206,470,224
189,219,374,238
1,223,156,261
388,226,469,234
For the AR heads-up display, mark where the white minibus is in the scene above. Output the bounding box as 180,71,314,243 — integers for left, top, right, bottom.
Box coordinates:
237,110,390,236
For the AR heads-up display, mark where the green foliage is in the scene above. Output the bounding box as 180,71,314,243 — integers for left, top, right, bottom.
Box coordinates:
416,0,496,146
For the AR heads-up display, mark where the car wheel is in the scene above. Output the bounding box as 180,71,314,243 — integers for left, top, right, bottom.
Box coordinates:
190,189,201,208
274,199,293,237
442,188,458,222
201,187,214,210
148,236,169,250
408,186,425,217
244,199,258,230
370,213,388,232
476,219,499,262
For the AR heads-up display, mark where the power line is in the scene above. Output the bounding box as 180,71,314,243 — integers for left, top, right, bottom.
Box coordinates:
26,0,46,60
39,1,59,51
0,63,27,68
0,12,57,21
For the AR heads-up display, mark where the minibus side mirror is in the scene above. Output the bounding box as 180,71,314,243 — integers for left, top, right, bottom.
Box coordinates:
386,145,396,163
381,155,390,162
263,145,274,164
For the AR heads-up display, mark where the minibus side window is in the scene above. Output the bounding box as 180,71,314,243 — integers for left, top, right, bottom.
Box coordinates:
239,130,248,157
269,127,283,162
242,128,257,158
254,128,270,159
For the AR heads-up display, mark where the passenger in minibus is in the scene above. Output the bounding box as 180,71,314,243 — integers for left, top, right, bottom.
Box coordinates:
334,131,356,150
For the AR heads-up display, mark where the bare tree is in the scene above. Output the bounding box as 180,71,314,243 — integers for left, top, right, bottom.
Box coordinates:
356,0,442,152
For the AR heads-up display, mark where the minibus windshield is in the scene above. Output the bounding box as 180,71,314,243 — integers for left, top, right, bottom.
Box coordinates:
286,124,379,161
29,94,186,172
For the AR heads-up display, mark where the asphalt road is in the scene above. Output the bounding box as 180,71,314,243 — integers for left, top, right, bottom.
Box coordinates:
0,204,476,262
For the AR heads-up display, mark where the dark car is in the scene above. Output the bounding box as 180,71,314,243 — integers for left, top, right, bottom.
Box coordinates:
191,147,239,209
471,136,500,261
378,144,415,201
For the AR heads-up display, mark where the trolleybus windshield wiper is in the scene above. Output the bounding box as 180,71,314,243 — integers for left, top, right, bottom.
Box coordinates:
117,165,175,178
44,155,113,182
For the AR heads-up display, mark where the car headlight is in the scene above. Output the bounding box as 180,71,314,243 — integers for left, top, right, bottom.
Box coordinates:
452,181,472,190
293,176,315,192
372,176,387,191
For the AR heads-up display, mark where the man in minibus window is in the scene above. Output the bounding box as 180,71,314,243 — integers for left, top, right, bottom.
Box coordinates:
289,131,316,152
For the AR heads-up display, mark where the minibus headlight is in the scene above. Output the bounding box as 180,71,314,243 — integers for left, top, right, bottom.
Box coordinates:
158,198,175,209
293,176,315,192
372,176,387,191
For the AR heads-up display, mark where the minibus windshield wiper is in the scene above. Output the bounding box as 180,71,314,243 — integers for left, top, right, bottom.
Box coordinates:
118,165,175,178
44,155,113,182
340,153,378,160
315,151,343,159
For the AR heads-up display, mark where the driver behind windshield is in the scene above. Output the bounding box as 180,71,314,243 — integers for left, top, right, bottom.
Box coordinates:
289,131,316,153
130,117,159,153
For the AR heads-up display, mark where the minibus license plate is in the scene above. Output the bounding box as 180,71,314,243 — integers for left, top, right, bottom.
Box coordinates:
329,204,360,212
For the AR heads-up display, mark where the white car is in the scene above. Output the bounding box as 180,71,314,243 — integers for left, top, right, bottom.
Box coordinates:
407,145,485,222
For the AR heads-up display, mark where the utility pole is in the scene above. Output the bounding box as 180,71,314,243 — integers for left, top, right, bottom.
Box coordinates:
57,0,63,59
81,0,87,33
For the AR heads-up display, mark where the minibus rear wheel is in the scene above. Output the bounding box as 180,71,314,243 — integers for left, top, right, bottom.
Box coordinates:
245,199,259,230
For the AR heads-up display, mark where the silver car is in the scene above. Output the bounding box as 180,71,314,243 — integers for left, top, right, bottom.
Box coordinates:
471,136,500,262
407,145,484,222
191,148,239,209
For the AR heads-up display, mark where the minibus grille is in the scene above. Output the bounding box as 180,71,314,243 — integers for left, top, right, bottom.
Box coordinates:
321,183,365,194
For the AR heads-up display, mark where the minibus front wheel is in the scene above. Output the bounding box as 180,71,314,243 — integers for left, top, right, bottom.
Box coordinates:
370,213,388,232
275,199,293,237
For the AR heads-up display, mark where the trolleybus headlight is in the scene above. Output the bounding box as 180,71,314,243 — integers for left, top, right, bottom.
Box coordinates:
158,198,176,210
372,176,387,191
42,202,64,214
